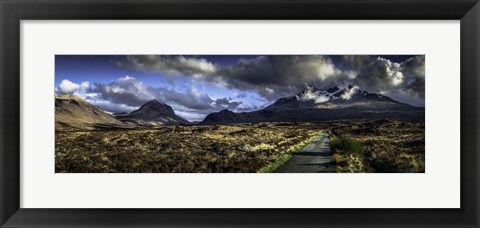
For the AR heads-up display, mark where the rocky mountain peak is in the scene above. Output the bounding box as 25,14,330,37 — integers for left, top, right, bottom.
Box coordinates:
116,99,188,126
145,99,161,105
219,109,234,114
137,99,175,115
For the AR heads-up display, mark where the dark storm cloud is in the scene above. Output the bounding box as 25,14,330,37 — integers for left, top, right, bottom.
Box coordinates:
212,98,242,110
217,56,354,100
401,56,425,98
88,76,155,107
86,76,243,115
116,55,425,106
162,88,213,110
342,55,373,69
117,55,354,101
341,55,425,106
116,55,217,77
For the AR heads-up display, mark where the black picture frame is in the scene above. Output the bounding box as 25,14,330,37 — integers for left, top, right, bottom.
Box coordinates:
1,0,479,227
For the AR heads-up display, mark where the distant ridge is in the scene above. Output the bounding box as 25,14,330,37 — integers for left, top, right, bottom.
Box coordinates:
55,94,126,131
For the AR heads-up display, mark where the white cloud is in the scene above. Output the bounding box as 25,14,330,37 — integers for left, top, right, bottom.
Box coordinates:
382,58,404,86
177,56,217,74
340,85,359,100
85,98,139,114
299,88,330,104
80,81,89,90
344,70,358,79
57,79,90,95
314,95,330,103
390,71,404,86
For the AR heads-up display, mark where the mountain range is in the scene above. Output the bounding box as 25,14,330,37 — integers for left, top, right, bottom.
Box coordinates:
200,85,424,124
55,85,424,130
55,95,188,130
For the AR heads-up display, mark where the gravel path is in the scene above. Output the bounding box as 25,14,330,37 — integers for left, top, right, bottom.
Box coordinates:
275,131,336,173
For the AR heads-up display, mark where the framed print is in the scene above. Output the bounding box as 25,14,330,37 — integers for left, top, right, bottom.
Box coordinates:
52,54,426,174
0,0,479,227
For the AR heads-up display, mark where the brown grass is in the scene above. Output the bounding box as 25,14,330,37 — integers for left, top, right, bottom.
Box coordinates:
329,120,425,173
55,120,425,173
55,123,321,173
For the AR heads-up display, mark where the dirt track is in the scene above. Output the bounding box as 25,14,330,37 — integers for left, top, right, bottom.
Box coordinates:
276,131,336,173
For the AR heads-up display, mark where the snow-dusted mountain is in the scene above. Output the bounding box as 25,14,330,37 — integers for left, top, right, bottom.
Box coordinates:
265,85,405,110
200,85,424,124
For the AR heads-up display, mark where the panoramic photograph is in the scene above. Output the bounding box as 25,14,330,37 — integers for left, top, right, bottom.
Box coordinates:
55,55,425,173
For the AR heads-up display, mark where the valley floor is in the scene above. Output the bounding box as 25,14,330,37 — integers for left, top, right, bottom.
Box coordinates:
55,120,425,173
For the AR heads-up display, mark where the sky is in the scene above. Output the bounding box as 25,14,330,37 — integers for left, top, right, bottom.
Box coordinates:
55,55,425,121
